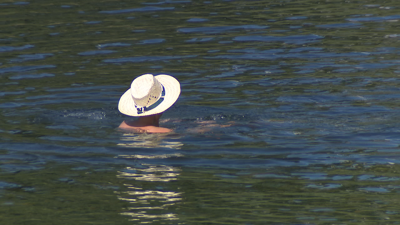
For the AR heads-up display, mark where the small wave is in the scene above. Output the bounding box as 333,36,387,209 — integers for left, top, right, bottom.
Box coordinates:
99,6,174,14
63,111,106,120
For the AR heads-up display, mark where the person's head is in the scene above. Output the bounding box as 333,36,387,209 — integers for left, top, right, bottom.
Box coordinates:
140,113,163,120
153,113,163,120
118,74,181,117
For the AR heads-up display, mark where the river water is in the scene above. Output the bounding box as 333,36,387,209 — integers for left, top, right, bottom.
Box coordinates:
2,0,400,224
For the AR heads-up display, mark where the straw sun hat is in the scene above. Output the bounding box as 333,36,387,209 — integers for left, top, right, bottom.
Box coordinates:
118,74,181,117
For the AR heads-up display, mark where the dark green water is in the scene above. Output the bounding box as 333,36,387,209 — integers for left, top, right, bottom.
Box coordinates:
2,0,400,224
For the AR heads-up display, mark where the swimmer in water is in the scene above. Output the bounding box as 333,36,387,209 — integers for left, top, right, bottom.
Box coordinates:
118,74,181,133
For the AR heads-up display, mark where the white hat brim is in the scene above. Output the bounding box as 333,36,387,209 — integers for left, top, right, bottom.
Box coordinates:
118,74,181,117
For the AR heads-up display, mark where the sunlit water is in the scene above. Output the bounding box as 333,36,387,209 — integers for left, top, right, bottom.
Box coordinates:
2,0,400,224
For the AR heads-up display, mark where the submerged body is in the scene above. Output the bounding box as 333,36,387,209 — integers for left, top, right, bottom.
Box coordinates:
118,113,172,133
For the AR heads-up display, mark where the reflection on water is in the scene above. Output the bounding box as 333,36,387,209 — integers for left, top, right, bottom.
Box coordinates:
117,133,183,149
118,164,180,182
117,164,181,222
116,130,183,222
117,130,183,222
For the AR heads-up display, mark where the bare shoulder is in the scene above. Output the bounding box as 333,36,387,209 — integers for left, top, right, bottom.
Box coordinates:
119,121,136,130
118,121,172,133
143,126,172,133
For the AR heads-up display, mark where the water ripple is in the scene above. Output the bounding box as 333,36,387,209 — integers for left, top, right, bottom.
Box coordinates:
347,14,400,22
178,25,268,34
78,50,116,56
99,6,175,14
233,34,323,44
9,53,53,63
103,55,196,63
9,73,55,80
0,44,34,52
138,39,165,44
186,18,209,23
316,23,363,29
97,42,131,49
0,65,56,74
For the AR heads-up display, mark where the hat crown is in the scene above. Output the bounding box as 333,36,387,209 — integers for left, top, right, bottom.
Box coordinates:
130,74,163,107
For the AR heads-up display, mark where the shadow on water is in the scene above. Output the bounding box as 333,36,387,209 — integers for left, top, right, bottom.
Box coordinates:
2,0,400,224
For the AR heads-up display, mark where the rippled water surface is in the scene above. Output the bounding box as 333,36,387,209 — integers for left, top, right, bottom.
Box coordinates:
2,0,400,224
